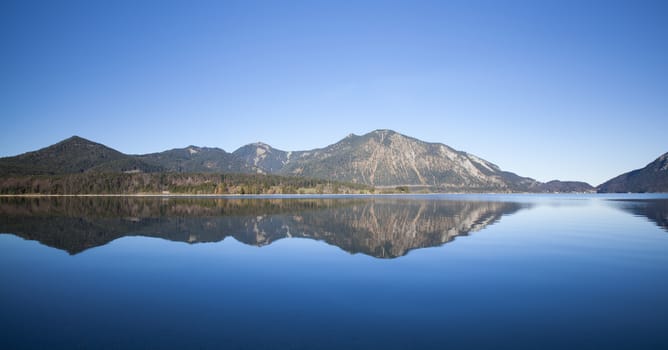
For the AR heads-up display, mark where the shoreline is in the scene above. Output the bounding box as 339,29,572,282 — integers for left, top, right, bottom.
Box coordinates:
0,192,628,198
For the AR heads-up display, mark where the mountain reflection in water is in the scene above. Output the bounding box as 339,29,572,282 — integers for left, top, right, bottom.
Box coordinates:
0,196,527,258
612,198,668,232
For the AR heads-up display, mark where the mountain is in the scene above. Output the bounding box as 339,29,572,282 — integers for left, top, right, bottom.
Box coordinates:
0,131,597,192
539,180,595,193
139,146,253,173
0,136,160,175
232,142,289,173
598,152,668,193
273,129,541,191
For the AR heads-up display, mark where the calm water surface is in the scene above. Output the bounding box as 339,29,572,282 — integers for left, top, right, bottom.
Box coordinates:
1,194,667,349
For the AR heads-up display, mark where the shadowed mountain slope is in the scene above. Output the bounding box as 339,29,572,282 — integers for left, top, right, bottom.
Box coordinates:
0,136,161,175
139,146,254,173
598,152,668,193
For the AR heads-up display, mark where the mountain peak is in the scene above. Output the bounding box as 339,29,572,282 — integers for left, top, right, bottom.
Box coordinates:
368,129,398,136
58,135,97,146
360,129,407,144
186,146,200,155
65,135,87,141
49,135,114,153
232,142,288,173
0,135,162,175
364,129,421,143
371,128,396,133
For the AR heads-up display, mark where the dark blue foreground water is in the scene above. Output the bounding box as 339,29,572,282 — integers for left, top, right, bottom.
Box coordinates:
1,194,667,349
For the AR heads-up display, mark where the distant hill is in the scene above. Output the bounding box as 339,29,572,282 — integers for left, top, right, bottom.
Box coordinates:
0,130,599,193
598,152,668,193
539,180,595,193
139,146,254,173
0,136,161,175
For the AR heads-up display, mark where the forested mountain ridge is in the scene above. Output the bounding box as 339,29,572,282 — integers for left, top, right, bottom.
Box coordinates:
0,136,161,175
138,146,254,173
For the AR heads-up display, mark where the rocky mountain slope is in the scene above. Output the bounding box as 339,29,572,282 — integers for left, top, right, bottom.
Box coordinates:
232,142,289,173
273,129,541,191
598,152,668,193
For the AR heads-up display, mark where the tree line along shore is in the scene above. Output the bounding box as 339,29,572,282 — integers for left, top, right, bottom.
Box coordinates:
0,173,379,195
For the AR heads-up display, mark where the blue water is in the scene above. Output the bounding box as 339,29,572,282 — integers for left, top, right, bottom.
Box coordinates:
1,194,667,349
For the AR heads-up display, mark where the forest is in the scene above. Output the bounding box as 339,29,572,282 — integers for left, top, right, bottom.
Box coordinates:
0,173,376,195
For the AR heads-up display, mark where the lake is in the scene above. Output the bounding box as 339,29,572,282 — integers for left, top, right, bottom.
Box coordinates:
1,194,667,349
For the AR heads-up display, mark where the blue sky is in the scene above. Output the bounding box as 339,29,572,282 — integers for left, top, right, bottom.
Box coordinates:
2,0,666,185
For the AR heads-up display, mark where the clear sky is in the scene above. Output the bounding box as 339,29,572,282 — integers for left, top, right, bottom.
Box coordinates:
2,0,666,186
